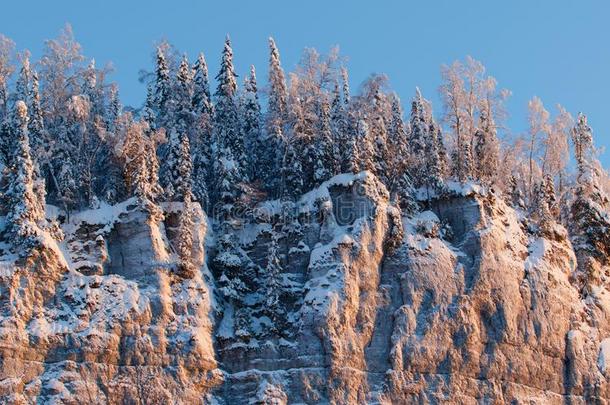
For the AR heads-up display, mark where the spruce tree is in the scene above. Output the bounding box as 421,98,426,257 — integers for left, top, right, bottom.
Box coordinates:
175,54,193,134
261,235,286,334
213,36,246,199
15,56,31,105
106,84,121,133
473,109,499,186
176,190,195,277
241,65,262,180
408,88,429,186
154,46,171,128
313,98,334,186
281,141,304,199
264,37,289,194
164,130,192,202
5,101,44,252
330,81,346,172
191,53,213,209
192,53,212,115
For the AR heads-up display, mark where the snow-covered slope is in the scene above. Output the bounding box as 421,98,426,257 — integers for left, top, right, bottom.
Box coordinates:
0,172,609,403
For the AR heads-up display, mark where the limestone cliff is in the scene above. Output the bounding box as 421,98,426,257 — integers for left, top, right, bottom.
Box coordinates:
0,173,609,404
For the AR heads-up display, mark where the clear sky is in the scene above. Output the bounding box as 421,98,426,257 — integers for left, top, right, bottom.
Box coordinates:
1,0,609,167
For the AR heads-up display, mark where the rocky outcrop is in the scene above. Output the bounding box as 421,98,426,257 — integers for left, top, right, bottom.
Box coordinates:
1,174,610,404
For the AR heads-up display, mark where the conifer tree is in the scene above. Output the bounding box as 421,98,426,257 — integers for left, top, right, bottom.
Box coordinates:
263,38,289,194
261,235,286,334
408,88,429,186
473,108,499,185
357,118,375,173
569,113,610,294
313,99,334,186
154,46,171,127
330,81,346,171
192,53,212,115
15,56,31,105
164,130,192,202
281,141,304,198
508,175,525,208
106,84,121,133
191,53,213,209
342,112,360,174
213,36,246,199
176,189,195,277
241,65,262,180
5,101,44,252
175,54,193,134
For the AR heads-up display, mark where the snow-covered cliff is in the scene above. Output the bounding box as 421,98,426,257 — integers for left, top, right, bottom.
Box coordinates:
0,172,609,404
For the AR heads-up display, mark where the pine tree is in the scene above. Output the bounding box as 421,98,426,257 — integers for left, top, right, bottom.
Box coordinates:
5,101,44,252
241,65,262,180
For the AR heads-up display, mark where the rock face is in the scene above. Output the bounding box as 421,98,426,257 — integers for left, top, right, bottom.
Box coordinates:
1,173,610,404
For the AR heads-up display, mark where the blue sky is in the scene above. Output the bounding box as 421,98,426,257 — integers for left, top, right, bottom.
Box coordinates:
1,0,609,166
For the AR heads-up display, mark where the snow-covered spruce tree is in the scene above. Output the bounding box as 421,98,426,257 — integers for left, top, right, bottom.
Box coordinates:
532,178,553,235
212,36,246,206
263,37,289,194
408,88,429,187
176,189,195,278
543,173,557,217
508,175,525,209
312,98,334,186
569,113,610,294
241,65,262,181
154,46,172,128
106,83,121,133
191,53,213,209
355,117,375,174
342,110,360,174
121,118,150,199
386,94,413,204
370,87,390,182
174,54,194,135
261,235,287,335
192,53,212,116
5,101,44,253
15,56,31,107
330,81,346,171
281,140,304,199
424,119,444,195
473,108,499,186
163,130,192,202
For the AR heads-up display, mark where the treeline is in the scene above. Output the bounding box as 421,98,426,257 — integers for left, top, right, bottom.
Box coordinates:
0,26,609,295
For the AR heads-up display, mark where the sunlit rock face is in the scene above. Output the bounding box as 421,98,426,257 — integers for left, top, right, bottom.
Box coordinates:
1,173,609,404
